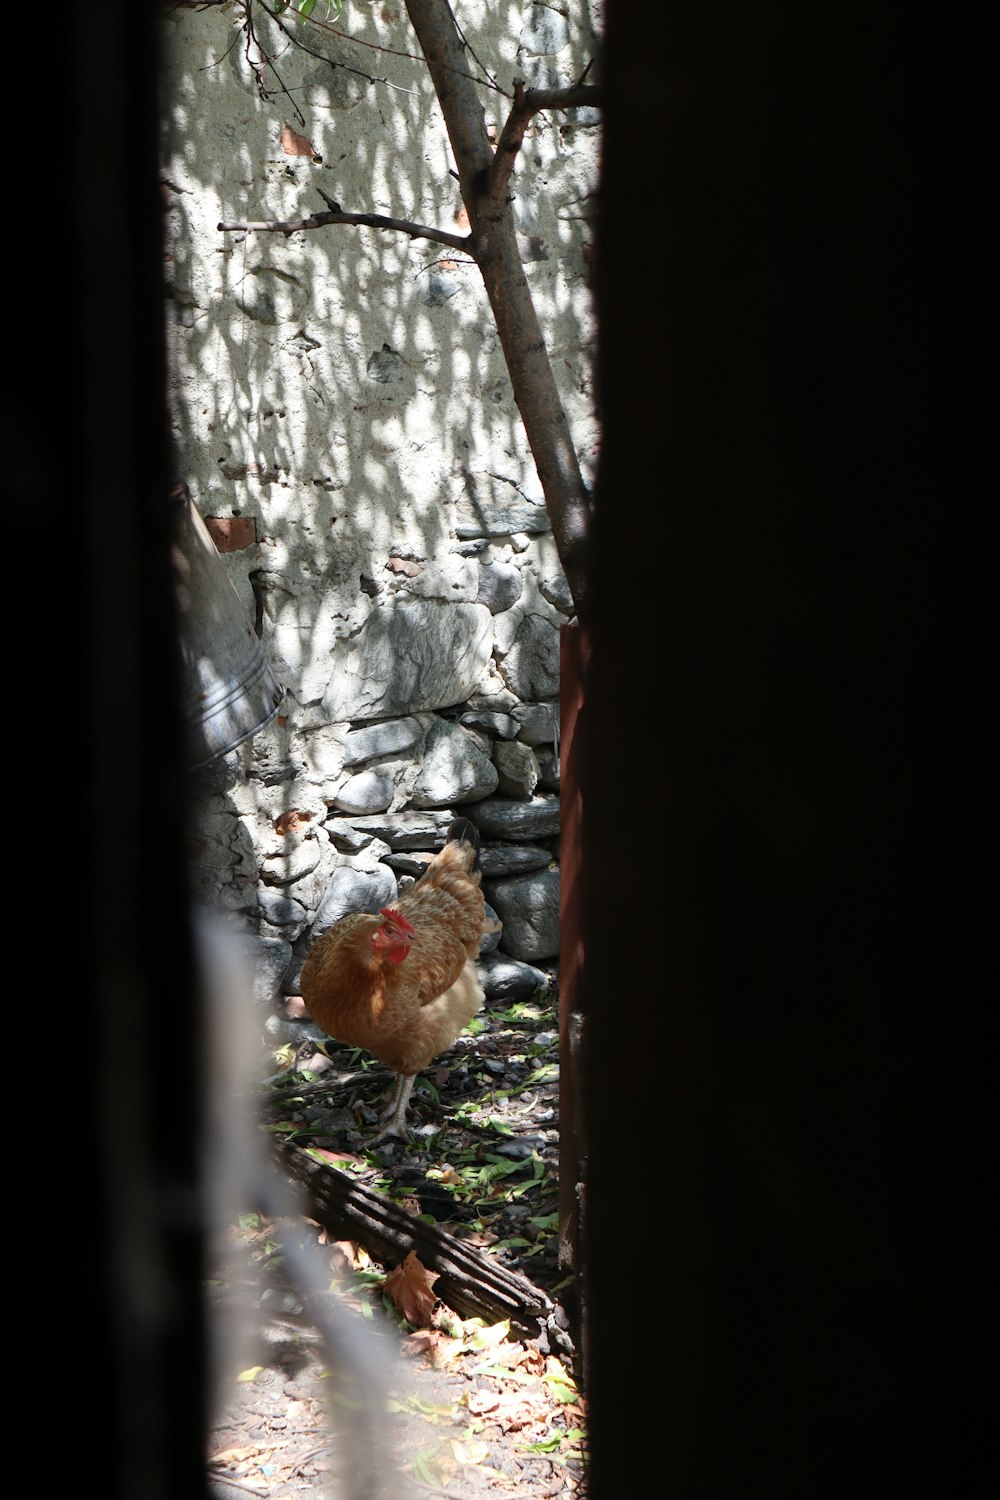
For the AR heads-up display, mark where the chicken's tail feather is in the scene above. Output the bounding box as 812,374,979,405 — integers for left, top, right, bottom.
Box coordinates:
446,815,481,868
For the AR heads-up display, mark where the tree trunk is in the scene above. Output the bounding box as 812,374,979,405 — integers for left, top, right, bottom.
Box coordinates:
404,0,592,617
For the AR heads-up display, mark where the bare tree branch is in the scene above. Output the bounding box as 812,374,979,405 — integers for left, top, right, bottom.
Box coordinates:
214,0,597,614
218,202,472,253
403,0,593,615
488,79,602,204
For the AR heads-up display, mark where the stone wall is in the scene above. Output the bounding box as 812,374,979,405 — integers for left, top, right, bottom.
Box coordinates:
160,3,600,1015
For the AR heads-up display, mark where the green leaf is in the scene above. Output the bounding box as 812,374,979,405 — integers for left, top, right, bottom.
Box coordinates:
526,1063,559,1084
544,1378,578,1404
412,1449,440,1485
529,1212,559,1232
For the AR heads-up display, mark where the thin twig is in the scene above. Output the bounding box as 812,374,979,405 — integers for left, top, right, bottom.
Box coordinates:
218,206,472,253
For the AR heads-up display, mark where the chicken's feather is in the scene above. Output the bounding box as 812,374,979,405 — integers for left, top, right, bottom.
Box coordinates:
298,818,489,1130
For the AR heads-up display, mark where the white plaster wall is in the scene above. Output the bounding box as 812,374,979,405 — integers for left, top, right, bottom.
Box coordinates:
160,2,600,939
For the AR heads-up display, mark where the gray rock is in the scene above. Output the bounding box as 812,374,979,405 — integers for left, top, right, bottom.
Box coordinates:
536,750,560,791
479,844,553,878
453,472,550,538
412,718,499,808
512,703,558,746
480,901,503,955
258,887,308,928
324,825,378,854
425,269,460,305
477,560,523,615
328,810,456,848
383,850,437,879
493,740,540,800
311,864,398,940
521,4,571,56
263,1013,329,1046
451,721,491,756
333,769,394,814
339,717,423,766
537,570,575,615
497,613,561,700
467,795,560,839
456,502,550,539
479,953,553,1001
391,556,478,602
459,709,519,739
562,105,602,130
321,600,493,721
484,867,560,961
464,684,519,714
282,862,341,931
261,833,324,885
255,757,305,787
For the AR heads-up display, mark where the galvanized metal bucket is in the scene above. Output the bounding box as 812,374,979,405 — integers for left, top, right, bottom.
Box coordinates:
171,486,285,771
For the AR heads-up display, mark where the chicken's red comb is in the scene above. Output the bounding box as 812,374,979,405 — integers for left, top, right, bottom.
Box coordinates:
379,907,415,938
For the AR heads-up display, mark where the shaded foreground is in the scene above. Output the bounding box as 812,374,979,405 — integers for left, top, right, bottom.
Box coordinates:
206,977,587,1499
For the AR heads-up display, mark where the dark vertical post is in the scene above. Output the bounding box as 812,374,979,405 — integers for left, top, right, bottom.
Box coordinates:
558,622,590,1346
26,11,210,1499
581,4,935,1495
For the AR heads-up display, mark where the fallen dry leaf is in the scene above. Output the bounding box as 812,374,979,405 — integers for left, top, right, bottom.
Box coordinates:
492,1341,542,1373
466,1389,500,1417
484,1387,552,1433
327,1239,357,1275
405,1327,466,1368
452,1437,491,1465
384,1249,439,1327
310,1148,362,1168
280,121,320,158
461,1228,499,1249
275,809,311,834
386,556,421,576
466,1320,512,1351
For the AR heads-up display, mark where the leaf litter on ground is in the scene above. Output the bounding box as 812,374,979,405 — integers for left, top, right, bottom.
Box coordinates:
206,976,587,1498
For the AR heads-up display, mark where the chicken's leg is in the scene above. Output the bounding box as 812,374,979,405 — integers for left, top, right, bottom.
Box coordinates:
375,1072,416,1140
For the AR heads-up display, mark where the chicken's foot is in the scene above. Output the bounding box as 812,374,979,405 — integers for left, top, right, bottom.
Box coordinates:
373,1071,416,1140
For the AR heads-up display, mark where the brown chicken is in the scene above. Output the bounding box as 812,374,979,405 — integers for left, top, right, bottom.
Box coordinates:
299,816,491,1139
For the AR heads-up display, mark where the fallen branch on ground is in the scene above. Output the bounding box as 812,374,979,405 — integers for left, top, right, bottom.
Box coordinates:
275,1139,558,1341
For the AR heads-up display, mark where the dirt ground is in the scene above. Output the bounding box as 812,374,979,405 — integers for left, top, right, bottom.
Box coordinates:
205,974,587,1499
